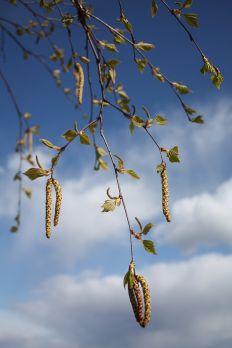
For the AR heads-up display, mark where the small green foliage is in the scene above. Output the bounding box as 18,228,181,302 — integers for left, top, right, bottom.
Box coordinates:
200,57,223,89
126,169,140,180
154,115,167,125
51,154,60,167
142,240,157,254
132,115,144,128
183,13,199,28
152,67,165,82
191,115,204,124
62,130,77,142
99,40,118,52
176,0,193,10
79,132,91,145
88,121,98,134
135,59,148,73
23,168,50,181
172,82,191,94
135,41,155,51
151,0,158,17
40,139,61,151
129,121,135,134
167,146,180,163
120,14,133,33
101,196,121,212
211,73,224,90
143,223,154,235
114,154,124,170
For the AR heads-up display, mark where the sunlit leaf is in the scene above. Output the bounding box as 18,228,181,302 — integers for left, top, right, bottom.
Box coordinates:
23,168,50,181
142,240,157,254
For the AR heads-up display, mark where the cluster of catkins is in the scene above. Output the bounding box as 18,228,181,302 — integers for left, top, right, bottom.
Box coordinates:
127,262,151,328
45,177,62,238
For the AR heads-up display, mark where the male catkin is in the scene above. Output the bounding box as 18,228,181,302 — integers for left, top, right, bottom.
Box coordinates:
73,62,84,104
45,178,53,239
136,275,151,328
52,178,62,226
161,165,171,222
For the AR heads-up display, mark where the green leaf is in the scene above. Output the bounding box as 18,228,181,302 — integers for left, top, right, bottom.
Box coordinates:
152,67,165,82
40,139,61,151
143,223,154,235
182,0,193,9
167,146,180,163
135,59,148,73
80,132,91,145
151,0,158,17
107,59,121,68
200,58,217,75
120,15,133,33
51,154,60,167
97,147,107,157
98,159,109,170
22,187,32,198
126,169,140,180
132,115,144,127
172,82,191,94
99,40,118,52
184,105,196,115
101,199,116,212
23,168,50,181
142,240,157,254
114,155,124,170
191,115,204,124
211,73,224,90
88,121,98,134
62,129,77,142
135,41,155,51
183,13,199,28
154,115,167,125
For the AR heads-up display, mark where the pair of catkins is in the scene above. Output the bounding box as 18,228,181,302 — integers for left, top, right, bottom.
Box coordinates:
45,178,62,238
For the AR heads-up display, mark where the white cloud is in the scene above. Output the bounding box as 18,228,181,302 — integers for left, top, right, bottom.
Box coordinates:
0,253,232,348
157,176,232,253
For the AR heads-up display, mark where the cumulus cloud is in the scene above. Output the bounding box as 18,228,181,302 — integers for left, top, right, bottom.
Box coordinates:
0,253,232,348
157,176,232,253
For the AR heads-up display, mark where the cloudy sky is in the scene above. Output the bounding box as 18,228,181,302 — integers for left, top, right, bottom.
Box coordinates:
1,1,232,347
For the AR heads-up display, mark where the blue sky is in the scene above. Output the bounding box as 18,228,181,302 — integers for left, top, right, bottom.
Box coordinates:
0,0,232,347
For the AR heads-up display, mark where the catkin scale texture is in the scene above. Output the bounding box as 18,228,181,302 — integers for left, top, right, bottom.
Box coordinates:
73,62,84,104
128,270,152,328
52,178,62,226
161,167,171,222
45,178,53,239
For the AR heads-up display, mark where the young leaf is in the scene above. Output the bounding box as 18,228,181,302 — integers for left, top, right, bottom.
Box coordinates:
79,132,91,145
211,73,223,90
154,115,167,125
114,155,124,170
23,168,50,181
129,121,135,134
142,240,157,254
132,115,144,127
40,138,61,151
183,13,199,28
135,41,155,51
151,0,158,17
172,82,191,94
167,146,180,163
99,40,118,52
182,0,193,9
143,223,154,235
98,158,109,170
126,169,140,180
191,115,204,124
88,121,98,134
62,129,77,142
135,59,148,73
101,199,116,212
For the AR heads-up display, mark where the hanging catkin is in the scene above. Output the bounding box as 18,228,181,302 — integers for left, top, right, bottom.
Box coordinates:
45,178,53,239
52,178,62,226
160,165,171,222
135,275,151,328
73,62,84,104
127,262,152,328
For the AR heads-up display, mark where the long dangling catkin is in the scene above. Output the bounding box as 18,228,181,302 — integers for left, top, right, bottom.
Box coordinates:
161,165,171,222
128,277,144,324
73,62,84,104
136,275,152,328
45,178,53,239
52,178,62,226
